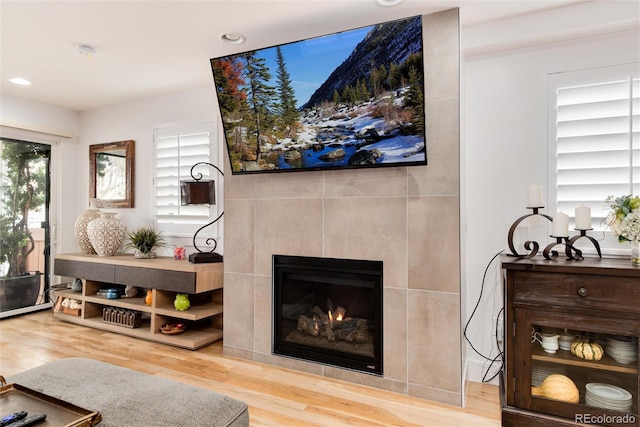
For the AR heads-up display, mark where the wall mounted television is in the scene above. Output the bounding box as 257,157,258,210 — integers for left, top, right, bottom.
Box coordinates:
211,15,426,175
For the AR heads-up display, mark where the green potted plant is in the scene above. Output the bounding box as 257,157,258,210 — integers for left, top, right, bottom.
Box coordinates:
125,227,166,259
0,141,47,312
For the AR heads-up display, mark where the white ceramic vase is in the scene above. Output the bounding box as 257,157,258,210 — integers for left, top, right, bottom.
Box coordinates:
74,198,101,254
86,212,127,256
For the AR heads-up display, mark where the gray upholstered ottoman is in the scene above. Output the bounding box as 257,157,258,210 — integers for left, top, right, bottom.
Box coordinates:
7,358,249,427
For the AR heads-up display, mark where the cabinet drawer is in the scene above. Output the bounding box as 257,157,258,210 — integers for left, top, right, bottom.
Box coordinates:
54,259,115,283
115,266,196,293
513,271,640,314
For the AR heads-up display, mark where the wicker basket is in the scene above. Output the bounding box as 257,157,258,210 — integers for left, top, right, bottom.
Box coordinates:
62,307,81,316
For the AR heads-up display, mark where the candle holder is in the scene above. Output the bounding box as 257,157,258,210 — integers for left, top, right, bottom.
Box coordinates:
507,207,553,258
543,236,583,260
567,229,602,258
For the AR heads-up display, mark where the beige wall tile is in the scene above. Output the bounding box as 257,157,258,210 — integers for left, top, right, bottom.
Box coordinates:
254,198,324,276
407,290,461,393
254,169,324,199
383,287,408,381
423,8,460,102
223,272,255,351
408,97,459,197
324,167,407,198
254,275,273,354
324,197,407,288
225,172,256,200
224,199,255,274
408,196,460,292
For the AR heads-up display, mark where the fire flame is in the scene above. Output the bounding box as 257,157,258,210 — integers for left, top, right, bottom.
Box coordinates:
328,309,344,323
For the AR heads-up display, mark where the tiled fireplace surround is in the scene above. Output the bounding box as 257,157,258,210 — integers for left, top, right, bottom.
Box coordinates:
222,9,461,406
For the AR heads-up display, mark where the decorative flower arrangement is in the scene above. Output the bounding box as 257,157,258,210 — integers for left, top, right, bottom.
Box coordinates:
605,195,640,243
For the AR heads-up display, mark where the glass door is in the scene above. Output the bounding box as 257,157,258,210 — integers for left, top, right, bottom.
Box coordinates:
515,308,639,426
0,138,51,317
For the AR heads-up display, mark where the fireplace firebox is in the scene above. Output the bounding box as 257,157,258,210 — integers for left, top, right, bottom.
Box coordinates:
273,255,383,375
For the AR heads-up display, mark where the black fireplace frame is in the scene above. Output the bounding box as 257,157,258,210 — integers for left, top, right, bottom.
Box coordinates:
272,254,383,375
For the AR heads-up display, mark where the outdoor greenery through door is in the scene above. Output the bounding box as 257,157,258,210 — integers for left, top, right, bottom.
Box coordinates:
0,138,50,316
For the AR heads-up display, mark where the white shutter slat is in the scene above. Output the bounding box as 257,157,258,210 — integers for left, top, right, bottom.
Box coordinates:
557,133,632,153
551,66,639,241
557,116,632,137
558,167,633,185
558,80,630,105
557,150,631,169
558,99,632,121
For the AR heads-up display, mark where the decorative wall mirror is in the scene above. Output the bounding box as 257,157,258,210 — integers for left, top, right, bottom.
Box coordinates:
89,140,135,208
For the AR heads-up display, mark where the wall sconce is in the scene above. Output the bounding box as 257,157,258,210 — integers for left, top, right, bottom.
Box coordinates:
180,162,224,263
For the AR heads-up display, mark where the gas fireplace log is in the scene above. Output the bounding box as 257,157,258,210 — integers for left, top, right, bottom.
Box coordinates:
335,318,367,342
312,306,329,324
297,315,320,336
353,319,369,343
325,324,336,342
296,312,369,343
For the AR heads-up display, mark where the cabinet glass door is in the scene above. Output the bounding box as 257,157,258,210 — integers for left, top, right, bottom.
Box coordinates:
515,309,639,426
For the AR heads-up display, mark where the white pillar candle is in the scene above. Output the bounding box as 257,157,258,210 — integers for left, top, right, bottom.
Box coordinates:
574,205,592,229
552,212,570,237
527,184,544,208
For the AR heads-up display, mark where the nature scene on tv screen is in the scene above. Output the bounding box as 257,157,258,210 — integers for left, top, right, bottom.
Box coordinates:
211,15,426,174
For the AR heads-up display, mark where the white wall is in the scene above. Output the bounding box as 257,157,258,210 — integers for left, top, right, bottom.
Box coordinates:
0,94,80,269
463,27,640,383
77,87,221,254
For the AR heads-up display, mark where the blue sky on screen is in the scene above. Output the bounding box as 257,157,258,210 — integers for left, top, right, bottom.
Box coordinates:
256,26,372,108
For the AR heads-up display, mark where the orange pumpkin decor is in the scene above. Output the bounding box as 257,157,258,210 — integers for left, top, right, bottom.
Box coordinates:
145,289,153,306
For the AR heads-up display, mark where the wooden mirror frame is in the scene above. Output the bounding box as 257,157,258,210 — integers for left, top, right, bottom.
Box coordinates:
89,140,135,208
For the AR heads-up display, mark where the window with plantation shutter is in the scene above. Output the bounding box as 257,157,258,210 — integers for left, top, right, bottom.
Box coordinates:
548,63,639,254
154,122,222,237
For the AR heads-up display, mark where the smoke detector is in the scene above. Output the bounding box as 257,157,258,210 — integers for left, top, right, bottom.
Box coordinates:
376,0,403,6
77,44,97,58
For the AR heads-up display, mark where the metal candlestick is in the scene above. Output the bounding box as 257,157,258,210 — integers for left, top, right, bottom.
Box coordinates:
543,236,582,260
567,229,602,258
507,207,553,258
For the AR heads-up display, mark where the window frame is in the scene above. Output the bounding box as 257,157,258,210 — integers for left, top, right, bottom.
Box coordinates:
153,121,223,243
547,62,639,256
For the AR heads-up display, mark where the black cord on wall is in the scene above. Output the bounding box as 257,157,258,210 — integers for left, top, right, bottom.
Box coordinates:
463,250,504,383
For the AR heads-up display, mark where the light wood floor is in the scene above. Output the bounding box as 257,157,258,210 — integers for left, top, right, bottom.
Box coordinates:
0,310,501,426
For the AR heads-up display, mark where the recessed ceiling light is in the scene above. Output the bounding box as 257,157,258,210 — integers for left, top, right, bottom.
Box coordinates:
376,0,403,6
219,33,246,45
9,77,31,86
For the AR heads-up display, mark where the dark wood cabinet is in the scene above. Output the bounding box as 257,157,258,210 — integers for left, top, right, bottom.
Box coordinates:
502,257,640,427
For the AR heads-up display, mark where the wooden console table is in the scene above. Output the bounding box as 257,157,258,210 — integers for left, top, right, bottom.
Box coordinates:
52,253,223,350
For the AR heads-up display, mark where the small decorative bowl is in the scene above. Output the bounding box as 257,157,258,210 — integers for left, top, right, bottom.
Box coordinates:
106,289,121,299
160,323,186,335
